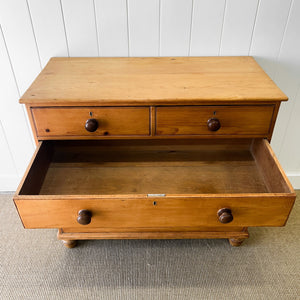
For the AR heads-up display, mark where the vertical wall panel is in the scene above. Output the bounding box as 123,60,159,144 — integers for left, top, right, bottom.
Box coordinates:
0,29,35,177
128,0,159,56
61,0,98,56
0,0,41,95
271,0,300,174
0,122,16,175
274,0,300,81
271,79,299,157
160,0,193,56
0,121,19,191
28,0,69,67
250,0,292,77
95,0,128,56
280,85,300,171
271,0,300,158
250,0,293,160
220,0,258,55
190,0,226,56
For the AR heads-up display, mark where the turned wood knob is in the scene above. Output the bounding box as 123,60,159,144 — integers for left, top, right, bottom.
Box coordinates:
85,118,98,132
77,209,92,225
207,118,221,131
217,208,233,224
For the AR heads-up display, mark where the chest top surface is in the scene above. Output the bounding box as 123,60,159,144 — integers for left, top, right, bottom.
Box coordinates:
20,56,287,106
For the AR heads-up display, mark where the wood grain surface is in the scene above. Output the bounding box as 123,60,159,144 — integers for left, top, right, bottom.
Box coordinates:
57,228,250,240
20,57,288,106
156,105,274,136
14,194,294,229
32,107,150,137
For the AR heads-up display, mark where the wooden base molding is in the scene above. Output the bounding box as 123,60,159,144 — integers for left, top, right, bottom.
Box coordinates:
58,228,249,248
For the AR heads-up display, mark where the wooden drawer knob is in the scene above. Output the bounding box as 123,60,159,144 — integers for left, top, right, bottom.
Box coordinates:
85,118,98,132
207,118,221,131
77,209,92,225
217,208,233,224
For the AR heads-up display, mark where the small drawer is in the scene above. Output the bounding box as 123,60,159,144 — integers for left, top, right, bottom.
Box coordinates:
31,107,150,138
14,139,295,229
156,105,274,136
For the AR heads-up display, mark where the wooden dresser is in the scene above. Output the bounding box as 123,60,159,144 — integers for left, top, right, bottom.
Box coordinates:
14,57,296,248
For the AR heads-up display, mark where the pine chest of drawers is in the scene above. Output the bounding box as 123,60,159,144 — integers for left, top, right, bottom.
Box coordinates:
14,57,296,248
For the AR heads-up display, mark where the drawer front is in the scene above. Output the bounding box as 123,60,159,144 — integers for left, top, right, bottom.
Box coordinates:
32,107,150,137
14,139,295,231
156,105,274,136
14,195,295,229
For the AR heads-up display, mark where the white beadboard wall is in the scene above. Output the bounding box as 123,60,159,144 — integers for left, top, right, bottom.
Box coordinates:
0,0,299,190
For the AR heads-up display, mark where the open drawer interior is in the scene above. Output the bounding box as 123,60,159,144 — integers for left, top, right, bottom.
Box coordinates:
18,139,293,196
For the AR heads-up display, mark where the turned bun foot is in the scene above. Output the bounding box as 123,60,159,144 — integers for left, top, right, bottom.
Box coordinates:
62,240,77,248
229,238,245,247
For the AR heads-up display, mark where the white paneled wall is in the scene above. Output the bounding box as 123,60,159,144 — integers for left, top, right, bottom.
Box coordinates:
62,0,99,56
220,0,259,55
96,0,128,56
128,0,160,56
28,0,69,67
0,0,300,190
160,0,193,56
190,0,225,56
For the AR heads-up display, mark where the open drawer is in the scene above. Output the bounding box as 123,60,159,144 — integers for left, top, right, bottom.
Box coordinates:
14,139,295,230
